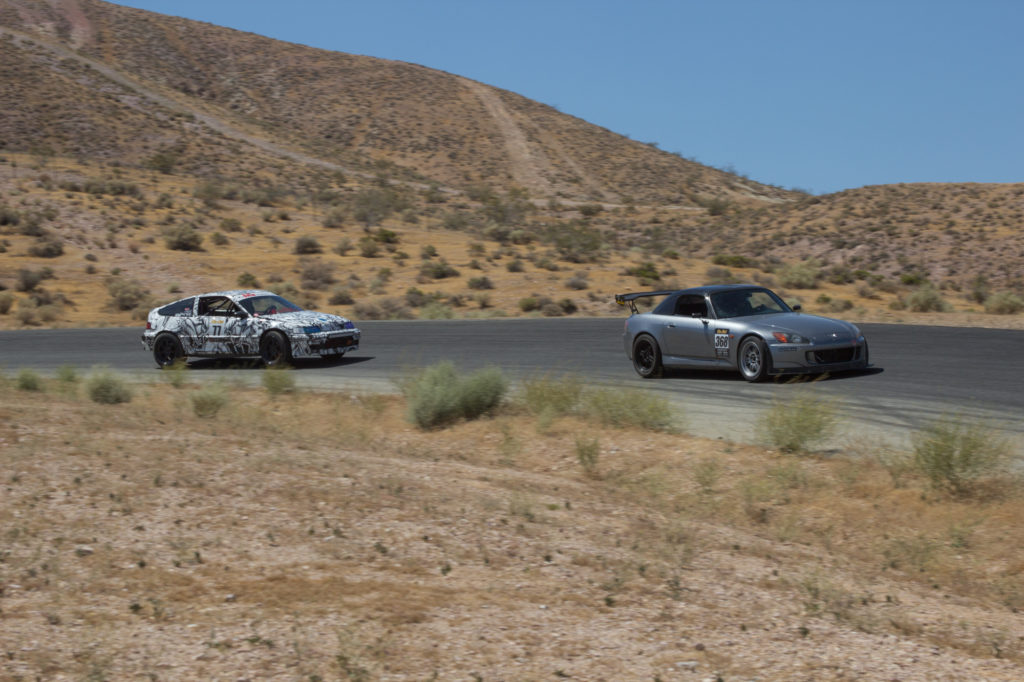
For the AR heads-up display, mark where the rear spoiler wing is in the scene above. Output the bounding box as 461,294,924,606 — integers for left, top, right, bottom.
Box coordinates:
614,290,676,314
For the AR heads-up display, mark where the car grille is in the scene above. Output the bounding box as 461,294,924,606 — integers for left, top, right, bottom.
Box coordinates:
808,347,856,364
316,335,356,350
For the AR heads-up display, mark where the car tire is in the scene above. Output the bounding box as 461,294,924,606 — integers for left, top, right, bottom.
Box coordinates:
632,334,663,378
738,336,771,382
153,333,184,368
260,330,292,367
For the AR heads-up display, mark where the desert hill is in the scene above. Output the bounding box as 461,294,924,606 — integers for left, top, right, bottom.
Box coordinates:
0,0,1021,330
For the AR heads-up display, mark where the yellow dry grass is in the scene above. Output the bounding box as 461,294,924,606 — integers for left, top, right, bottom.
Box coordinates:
1,371,1023,679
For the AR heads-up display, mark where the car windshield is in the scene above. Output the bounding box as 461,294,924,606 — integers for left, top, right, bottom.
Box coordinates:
710,289,790,319
238,294,303,316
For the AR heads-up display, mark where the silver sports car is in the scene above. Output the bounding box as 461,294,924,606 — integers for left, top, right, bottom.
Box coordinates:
616,284,868,382
141,289,360,367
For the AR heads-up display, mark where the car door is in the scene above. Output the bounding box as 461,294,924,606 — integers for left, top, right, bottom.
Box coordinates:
660,294,716,360
195,295,234,355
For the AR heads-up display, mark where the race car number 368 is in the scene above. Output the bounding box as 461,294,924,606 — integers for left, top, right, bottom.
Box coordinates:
714,329,729,349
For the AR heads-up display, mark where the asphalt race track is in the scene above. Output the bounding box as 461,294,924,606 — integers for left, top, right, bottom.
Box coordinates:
1,320,1021,445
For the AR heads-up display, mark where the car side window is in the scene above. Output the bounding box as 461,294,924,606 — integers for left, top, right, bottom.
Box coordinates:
198,296,233,316
158,297,194,317
673,295,708,317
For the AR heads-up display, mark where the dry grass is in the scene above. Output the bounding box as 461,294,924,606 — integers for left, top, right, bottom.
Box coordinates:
1,373,1023,679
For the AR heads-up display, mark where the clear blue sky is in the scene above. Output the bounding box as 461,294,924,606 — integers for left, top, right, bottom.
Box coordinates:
110,0,1023,194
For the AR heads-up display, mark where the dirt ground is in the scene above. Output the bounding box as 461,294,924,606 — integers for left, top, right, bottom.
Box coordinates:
2,375,1023,680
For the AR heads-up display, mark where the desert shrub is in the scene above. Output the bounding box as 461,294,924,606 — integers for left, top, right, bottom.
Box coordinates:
759,394,837,453
905,286,951,313
15,268,45,292
912,418,1011,497
521,374,582,418
704,266,738,285
0,291,14,314
161,359,188,388
55,364,78,385
328,287,355,305
576,437,601,478
419,302,455,319
358,237,381,258
106,277,151,311
86,370,132,404
15,369,42,391
420,260,460,280
354,298,413,320
352,188,406,227
467,276,493,290
294,236,322,255
899,269,929,286
519,296,544,312
262,366,297,396
299,259,336,290
984,292,1024,315
578,203,603,218
237,272,261,288
404,287,433,307
777,261,821,289
825,265,855,285
210,232,229,246
28,236,63,258
220,218,243,233
189,384,228,418
322,207,346,228
506,259,525,273
163,225,203,251
626,262,660,283
827,298,853,312
565,274,589,290
712,254,758,268
333,237,354,256
580,388,674,431
0,204,21,226
402,361,507,429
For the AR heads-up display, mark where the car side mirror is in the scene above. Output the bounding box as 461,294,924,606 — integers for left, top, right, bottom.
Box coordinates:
792,304,802,311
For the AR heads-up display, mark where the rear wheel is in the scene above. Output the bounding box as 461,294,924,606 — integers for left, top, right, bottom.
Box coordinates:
153,333,184,368
632,335,663,378
738,336,771,382
260,330,292,367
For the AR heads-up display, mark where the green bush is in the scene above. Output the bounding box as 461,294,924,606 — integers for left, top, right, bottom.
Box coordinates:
912,418,1011,497
777,261,821,289
580,388,674,431
55,365,78,384
190,384,228,418
521,374,582,418
163,225,203,251
905,286,951,313
294,236,322,255
0,291,13,314
86,370,132,404
576,437,601,478
262,366,297,396
402,362,507,429
759,394,837,453
15,369,42,391
106,277,151,311
237,272,261,289
984,292,1024,315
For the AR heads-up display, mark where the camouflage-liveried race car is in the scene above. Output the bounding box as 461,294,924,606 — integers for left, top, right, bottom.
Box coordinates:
141,289,360,367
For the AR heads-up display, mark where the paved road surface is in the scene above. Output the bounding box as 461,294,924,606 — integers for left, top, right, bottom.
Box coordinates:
1,320,1021,445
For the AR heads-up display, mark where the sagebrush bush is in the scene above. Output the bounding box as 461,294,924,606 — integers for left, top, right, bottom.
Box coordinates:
15,369,42,391
905,286,951,313
580,388,674,431
190,384,228,418
912,418,1011,497
521,374,582,418
759,394,837,453
262,366,297,396
984,292,1024,315
402,362,506,429
576,437,601,478
163,225,203,251
777,261,821,289
106,277,151,311
86,370,132,404
294,236,322,255
0,291,13,314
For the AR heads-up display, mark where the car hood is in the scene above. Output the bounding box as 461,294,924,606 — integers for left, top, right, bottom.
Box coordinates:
264,310,355,332
750,313,860,343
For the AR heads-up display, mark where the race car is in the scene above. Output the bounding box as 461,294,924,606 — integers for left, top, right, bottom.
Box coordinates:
141,289,360,367
617,284,868,382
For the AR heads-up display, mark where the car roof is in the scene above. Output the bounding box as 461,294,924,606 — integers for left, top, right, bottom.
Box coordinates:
188,289,277,300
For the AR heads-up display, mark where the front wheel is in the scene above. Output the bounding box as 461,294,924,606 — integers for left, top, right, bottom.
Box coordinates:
153,333,184,368
738,337,771,382
260,330,293,367
632,335,663,378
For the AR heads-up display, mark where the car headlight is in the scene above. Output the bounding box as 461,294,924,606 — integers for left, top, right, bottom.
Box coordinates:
302,326,322,334
772,332,807,344
343,321,354,330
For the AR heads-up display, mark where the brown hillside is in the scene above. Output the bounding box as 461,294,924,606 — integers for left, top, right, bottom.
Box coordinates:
0,0,792,205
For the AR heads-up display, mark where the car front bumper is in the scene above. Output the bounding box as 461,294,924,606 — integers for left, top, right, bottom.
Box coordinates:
767,336,869,375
